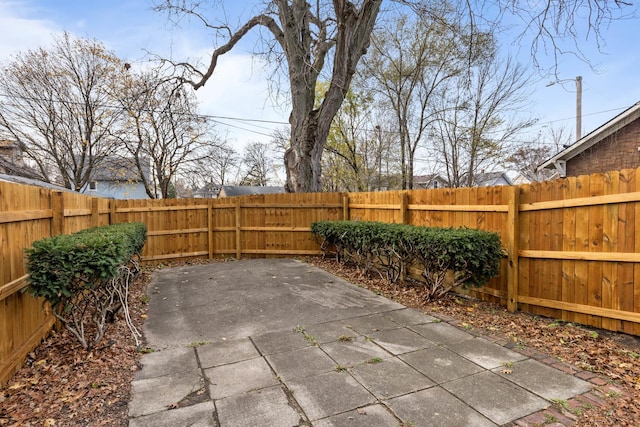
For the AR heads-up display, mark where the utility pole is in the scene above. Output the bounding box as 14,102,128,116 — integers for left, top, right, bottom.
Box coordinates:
546,76,583,142
575,76,582,140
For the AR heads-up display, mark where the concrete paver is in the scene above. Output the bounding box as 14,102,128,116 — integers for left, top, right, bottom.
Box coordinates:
197,338,260,369
491,358,593,400
266,346,336,382
321,336,391,366
312,404,398,427
399,346,484,383
128,371,204,418
287,370,376,421
216,386,301,427
128,259,595,427
251,329,312,356
387,387,497,427
410,321,476,345
349,357,434,399
383,307,438,326
341,312,401,334
129,401,216,427
442,371,550,425
133,346,199,380
204,357,278,399
369,327,436,355
446,336,529,369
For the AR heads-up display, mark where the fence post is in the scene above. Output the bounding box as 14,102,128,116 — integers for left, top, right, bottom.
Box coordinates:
51,191,64,236
208,199,214,259
342,194,350,221
235,198,242,260
400,191,409,224
109,199,117,225
91,198,100,227
507,185,520,312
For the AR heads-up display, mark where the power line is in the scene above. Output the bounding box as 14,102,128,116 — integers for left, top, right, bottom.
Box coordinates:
0,92,288,138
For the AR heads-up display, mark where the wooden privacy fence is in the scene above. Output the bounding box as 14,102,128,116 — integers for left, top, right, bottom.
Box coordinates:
3,167,640,385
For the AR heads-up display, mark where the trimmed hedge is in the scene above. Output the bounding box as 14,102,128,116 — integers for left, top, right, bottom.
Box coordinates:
25,222,147,349
26,223,147,307
311,220,503,300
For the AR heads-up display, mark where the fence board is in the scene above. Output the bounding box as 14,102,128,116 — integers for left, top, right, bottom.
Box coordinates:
618,169,636,334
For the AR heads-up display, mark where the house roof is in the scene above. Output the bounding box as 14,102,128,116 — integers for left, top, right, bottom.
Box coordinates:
414,174,447,185
194,182,222,198
538,101,640,175
92,156,150,182
475,171,512,187
220,185,286,197
0,173,73,192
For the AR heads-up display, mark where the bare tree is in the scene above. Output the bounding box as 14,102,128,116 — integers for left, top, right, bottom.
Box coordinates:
361,9,469,189
116,68,210,198
506,125,571,182
188,140,241,190
0,33,123,190
433,54,535,187
240,142,276,186
157,0,382,192
156,0,632,192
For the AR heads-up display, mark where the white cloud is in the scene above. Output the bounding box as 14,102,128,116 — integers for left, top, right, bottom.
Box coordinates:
192,52,289,145
0,1,60,59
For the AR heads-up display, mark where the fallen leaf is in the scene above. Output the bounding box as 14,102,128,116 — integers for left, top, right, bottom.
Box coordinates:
356,408,367,415
501,369,512,375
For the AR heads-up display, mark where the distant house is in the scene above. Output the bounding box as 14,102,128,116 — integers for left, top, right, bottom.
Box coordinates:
510,172,531,186
474,171,513,187
82,156,150,199
0,173,72,192
414,174,449,189
538,101,640,177
194,182,222,199
218,185,286,198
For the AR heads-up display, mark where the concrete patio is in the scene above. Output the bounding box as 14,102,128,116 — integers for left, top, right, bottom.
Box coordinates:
128,259,593,426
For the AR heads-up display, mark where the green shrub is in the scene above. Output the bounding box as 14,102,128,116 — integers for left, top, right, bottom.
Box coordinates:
311,220,503,300
25,222,147,349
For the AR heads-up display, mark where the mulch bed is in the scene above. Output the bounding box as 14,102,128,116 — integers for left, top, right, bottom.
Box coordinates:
2,257,640,426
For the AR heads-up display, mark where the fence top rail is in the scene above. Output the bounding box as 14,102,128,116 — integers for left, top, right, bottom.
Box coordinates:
519,191,640,211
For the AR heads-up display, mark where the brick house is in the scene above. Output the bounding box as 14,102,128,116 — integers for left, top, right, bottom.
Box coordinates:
538,101,640,177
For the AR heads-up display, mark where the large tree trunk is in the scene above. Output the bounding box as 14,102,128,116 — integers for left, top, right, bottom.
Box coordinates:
283,0,382,192
170,0,381,192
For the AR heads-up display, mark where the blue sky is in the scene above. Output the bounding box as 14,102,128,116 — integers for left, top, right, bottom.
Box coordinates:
1,0,640,163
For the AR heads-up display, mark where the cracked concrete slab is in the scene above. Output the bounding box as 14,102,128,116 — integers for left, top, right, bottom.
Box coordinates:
128,371,204,418
128,401,215,427
197,338,260,369
313,404,399,427
134,346,198,381
204,357,279,399
216,386,302,427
